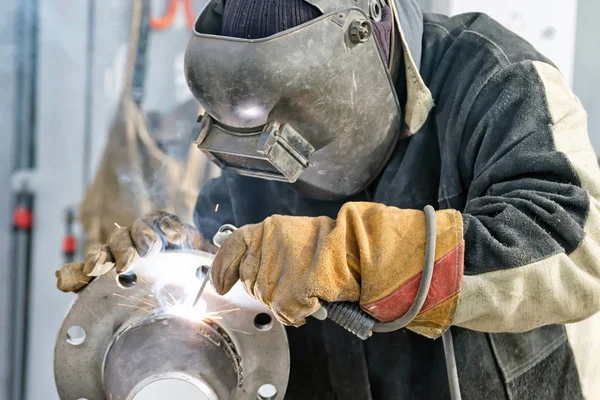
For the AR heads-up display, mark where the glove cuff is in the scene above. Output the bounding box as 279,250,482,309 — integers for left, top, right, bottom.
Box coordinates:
349,205,464,339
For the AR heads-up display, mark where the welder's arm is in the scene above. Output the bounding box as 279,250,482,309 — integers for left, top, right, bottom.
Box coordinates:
211,203,465,338
451,61,600,333
212,61,600,339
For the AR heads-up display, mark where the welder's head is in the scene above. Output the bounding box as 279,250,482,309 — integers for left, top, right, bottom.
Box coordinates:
185,0,430,200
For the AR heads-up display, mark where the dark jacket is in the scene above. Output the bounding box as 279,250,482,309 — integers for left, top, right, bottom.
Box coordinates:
195,12,599,399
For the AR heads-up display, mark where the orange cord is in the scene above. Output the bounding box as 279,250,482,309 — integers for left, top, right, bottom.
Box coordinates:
150,0,178,30
184,0,195,29
150,0,195,30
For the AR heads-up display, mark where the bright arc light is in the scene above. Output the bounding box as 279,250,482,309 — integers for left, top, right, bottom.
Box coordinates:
138,253,218,323
165,300,208,323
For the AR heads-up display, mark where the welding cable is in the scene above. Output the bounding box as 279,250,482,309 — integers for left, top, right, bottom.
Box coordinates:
372,204,437,333
443,328,462,400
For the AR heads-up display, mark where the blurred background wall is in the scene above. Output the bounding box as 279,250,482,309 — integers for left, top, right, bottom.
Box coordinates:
573,0,600,151
0,0,597,399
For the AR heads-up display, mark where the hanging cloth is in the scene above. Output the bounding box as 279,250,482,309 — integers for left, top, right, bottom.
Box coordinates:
80,0,207,245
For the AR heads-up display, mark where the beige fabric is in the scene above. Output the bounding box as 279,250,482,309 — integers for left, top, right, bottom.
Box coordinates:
454,199,600,331
454,62,600,398
55,262,92,293
389,0,434,133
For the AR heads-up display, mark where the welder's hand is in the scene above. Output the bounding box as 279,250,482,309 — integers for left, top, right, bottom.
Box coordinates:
211,202,465,338
211,213,359,326
56,211,208,292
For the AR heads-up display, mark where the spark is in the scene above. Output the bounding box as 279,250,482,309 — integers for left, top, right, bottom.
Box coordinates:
206,308,240,316
112,293,131,300
114,222,121,229
117,303,152,312
237,105,264,120
215,203,220,212
129,295,158,308
167,292,177,304
208,302,237,311
228,328,252,335
136,287,154,296
112,292,158,308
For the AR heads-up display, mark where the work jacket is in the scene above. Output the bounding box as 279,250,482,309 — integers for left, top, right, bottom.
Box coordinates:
195,12,599,399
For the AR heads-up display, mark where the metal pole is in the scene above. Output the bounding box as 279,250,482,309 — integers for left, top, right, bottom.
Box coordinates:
82,0,96,189
10,0,38,398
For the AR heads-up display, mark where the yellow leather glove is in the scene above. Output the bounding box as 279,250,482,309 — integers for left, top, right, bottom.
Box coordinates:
56,211,209,292
212,202,465,338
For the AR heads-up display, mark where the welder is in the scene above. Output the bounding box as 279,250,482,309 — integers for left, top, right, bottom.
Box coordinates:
56,0,600,398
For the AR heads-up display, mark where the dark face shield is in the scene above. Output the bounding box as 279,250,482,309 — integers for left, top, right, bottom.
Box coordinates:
185,0,401,200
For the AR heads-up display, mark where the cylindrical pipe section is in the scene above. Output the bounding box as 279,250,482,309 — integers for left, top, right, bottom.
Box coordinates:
103,316,238,400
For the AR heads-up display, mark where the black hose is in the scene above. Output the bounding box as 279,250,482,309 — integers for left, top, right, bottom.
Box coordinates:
321,301,376,340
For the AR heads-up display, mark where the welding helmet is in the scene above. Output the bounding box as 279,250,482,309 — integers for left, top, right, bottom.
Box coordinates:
184,0,432,200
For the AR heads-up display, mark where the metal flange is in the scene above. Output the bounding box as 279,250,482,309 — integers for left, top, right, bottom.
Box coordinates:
54,250,290,400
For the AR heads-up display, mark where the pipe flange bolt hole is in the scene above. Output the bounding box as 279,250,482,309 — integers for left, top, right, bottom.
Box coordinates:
66,325,86,346
257,383,277,400
117,272,137,289
254,313,273,331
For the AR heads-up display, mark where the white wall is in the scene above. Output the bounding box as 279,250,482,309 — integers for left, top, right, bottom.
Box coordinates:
443,0,578,86
573,0,600,153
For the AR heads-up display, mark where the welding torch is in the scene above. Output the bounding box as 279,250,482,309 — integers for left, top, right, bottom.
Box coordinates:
192,224,238,307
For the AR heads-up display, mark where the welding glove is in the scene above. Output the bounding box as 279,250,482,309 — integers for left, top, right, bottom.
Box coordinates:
212,202,465,338
56,211,209,292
